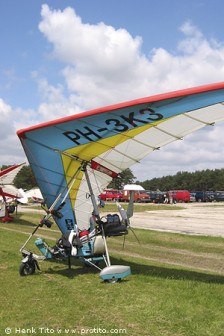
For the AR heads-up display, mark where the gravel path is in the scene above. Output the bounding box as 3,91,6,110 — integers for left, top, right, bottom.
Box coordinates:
131,202,224,237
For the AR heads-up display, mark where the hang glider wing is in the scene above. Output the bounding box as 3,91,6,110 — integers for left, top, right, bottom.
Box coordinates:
17,83,224,233
0,185,23,199
0,163,26,184
25,188,43,202
0,163,26,200
0,187,18,200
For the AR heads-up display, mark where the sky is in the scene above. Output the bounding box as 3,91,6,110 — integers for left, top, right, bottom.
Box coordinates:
1,0,224,181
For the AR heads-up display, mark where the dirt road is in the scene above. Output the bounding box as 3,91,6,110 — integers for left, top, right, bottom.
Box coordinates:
19,202,224,237
131,202,224,237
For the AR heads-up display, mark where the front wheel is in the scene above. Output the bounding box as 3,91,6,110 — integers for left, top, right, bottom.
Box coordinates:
19,262,36,276
104,278,121,284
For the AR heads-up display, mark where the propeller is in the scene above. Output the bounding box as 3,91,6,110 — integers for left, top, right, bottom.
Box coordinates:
116,190,134,225
115,191,140,246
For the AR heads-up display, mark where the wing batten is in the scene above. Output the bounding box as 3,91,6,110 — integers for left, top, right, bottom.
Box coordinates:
153,125,184,140
183,113,215,126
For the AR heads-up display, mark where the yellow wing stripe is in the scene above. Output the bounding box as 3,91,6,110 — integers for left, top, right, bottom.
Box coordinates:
61,118,168,208
65,118,165,161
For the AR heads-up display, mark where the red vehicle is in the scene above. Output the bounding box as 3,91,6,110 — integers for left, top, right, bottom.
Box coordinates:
169,190,190,203
121,190,150,203
100,189,122,201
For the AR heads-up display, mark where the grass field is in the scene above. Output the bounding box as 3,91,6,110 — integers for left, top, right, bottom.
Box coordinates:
0,210,224,336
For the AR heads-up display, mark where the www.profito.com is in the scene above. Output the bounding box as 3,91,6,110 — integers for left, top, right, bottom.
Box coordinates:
4,327,127,334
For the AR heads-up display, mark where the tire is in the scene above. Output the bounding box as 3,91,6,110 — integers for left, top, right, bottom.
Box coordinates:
104,278,121,284
19,262,36,276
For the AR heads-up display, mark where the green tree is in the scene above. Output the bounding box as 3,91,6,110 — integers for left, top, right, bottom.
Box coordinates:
1,165,11,170
13,166,37,190
108,168,136,189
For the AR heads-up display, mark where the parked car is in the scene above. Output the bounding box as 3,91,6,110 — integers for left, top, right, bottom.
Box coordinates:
146,191,165,203
190,192,196,202
195,191,214,202
214,191,224,202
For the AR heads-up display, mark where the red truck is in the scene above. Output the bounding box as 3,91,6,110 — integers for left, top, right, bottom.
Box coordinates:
169,190,190,203
100,189,123,201
121,189,150,203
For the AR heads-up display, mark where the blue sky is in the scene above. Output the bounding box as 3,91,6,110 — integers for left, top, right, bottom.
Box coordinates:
1,0,224,180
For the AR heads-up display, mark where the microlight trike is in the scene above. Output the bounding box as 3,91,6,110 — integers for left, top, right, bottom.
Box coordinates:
17,82,224,282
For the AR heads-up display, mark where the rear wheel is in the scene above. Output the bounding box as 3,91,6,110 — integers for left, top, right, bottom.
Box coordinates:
19,262,36,276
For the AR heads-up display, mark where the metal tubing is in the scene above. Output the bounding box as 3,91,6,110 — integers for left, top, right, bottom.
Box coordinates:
84,167,100,219
19,224,41,252
101,225,111,266
84,166,111,266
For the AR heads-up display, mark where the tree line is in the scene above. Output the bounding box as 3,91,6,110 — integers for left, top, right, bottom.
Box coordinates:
137,169,224,192
2,164,224,192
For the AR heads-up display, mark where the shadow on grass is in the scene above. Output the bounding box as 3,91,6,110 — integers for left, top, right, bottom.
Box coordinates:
6,213,40,228
41,255,224,284
123,257,224,284
43,258,101,279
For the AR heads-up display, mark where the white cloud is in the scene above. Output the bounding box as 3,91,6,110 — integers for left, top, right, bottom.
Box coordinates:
0,99,14,141
0,99,26,163
35,76,73,120
38,5,146,109
1,5,224,179
39,5,142,71
37,6,224,114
